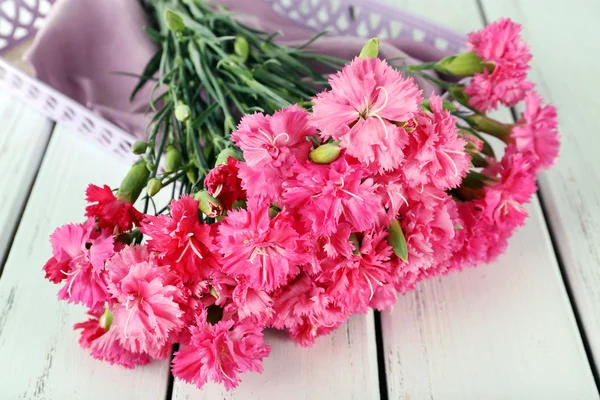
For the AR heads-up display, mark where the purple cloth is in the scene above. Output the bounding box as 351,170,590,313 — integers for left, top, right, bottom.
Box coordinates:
26,0,448,139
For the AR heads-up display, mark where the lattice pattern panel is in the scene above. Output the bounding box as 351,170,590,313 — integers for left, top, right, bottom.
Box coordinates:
0,0,55,54
267,0,466,53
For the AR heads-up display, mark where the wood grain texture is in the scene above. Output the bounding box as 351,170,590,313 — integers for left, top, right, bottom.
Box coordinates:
380,0,599,398
0,125,171,399
479,0,600,377
173,312,380,400
0,91,53,264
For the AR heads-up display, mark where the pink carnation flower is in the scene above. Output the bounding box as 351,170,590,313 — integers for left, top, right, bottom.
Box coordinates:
511,91,560,171
232,105,314,202
105,246,184,354
271,273,347,346
311,57,422,172
403,95,470,190
172,313,270,390
481,150,537,230
43,218,114,308
204,156,246,209
318,229,393,314
75,308,152,369
465,18,534,111
282,156,381,236
85,184,143,233
141,196,219,283
217,200,307,292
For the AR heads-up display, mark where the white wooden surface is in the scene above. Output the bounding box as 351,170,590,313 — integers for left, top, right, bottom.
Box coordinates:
0,90,53,263
380,0,599,398
173,313,379,399
479,0,600,380
0,124,171,399
1,0,600,398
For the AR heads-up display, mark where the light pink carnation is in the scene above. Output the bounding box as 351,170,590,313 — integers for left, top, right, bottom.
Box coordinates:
172,313,270,390
403,95,470,190
465,18,534,111
511,91,560,171
311,57,422,172
232,105,314,202
282,156,382,236
43,219,114,308
217,200,307,292
141,196,219,283
75,308,152,369
106,246,184,354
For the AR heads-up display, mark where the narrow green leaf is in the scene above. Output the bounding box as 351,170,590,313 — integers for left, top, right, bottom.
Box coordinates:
387,220,408,262
130,51,162,101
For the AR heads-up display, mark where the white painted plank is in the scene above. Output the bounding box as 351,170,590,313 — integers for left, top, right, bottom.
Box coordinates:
379,1,598,398
173,312,380,400
0,124,171,399
0,90,53,262
479,0,600,378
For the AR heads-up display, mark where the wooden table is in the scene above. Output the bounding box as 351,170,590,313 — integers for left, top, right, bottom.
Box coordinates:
0,0,599,398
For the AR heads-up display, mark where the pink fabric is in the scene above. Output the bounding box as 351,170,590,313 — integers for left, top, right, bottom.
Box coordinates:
26,0,447,139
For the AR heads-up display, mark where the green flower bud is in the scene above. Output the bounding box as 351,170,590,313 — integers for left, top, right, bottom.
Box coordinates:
387,220,408,262
349,233,361,255
145,161,155,172
359,37,380,59
99,307,113,330
234,36,250,62
146,178,162,197
194,190,224,218
186,167,198,185
174,103,191,122
164,146,183,173
268,204,281,219
117,160,150,203
164,9,185,32
420,98,457,113
449,85,470,108
309,142,341,164
131,141,148,155
434,52,493,76
215,147,243,166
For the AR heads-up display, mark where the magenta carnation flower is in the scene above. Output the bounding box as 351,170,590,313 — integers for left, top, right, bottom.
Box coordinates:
311,57,422,172
217,200,308,292
511,91,560,171
43,218,114,309
465,18,534,111
403,95,470,190
204,156,246,210
85,184,143,233
105,246,184,354
232,105,314,202
172,313,270,390
141,196,219,283
282,156,382,236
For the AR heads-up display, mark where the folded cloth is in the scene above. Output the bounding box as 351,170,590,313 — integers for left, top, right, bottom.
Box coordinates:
26,0,448,139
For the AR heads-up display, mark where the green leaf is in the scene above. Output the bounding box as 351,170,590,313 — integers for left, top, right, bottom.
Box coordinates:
130,51,162,101
387,220,408,262
143,26,164,44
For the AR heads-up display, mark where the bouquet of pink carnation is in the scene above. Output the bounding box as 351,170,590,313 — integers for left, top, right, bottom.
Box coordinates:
43,6,559,391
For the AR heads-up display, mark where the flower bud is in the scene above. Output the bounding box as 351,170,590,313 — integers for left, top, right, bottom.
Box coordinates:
234,36,250,62
164,146,183,172
420,98,457,112
99,307,113,330
174,103,191,122
359,37,380,59
131,141,148,155
387,219,408,262
268,204,281,219
117,160,150,203
186,167,198,184
194,190,224,218
434,52,493,76
309,142,341,164
215,147,243,166
164,9,185,32
349,233,361,255
147,178,162,197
